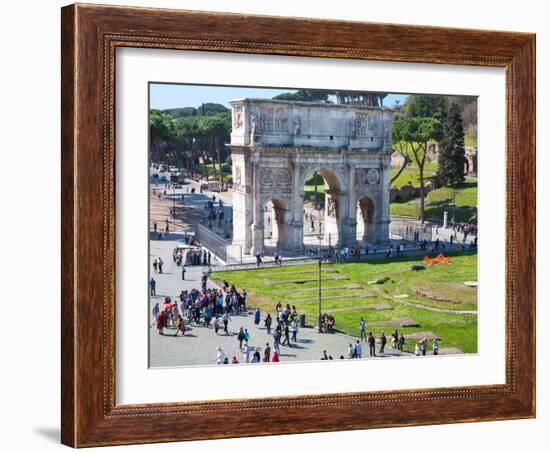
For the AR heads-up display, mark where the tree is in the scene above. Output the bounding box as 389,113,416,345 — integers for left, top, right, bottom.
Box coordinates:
390,120,412,185
174,116,201,177
197,103,230,116
198,112,231,185
437,103,466,186
404,95,448,121
273,89,329,102
149,109,175,163
332,91,387,107
162,107,198,119
392,117,444,223
273,89,388,106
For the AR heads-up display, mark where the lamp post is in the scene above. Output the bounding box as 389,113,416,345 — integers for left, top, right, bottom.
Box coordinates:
172,183,176,217
318,234,323,332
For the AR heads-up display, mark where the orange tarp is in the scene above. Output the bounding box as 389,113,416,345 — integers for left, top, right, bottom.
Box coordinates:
423,253,452,265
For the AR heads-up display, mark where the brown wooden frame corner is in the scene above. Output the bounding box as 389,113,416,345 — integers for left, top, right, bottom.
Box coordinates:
61,3,536,447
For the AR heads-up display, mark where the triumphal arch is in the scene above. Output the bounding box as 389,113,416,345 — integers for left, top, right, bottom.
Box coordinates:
228,98,392,256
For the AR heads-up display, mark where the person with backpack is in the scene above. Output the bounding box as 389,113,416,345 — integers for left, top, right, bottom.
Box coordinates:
237,327,245,349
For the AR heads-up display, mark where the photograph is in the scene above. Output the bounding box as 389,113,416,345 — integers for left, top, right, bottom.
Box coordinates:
148,84,479,368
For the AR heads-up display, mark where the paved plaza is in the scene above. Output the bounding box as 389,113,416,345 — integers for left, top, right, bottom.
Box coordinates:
148,237,410,367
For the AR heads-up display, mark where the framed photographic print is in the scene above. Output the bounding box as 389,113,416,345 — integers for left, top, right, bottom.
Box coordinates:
61,3,536,447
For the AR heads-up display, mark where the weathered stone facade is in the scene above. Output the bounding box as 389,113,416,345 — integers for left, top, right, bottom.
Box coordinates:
228,98,393,255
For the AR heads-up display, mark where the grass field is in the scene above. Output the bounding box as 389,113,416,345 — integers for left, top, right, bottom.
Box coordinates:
213,253,478,354
195,162,232,183
390,181,478,223
391,161,438,188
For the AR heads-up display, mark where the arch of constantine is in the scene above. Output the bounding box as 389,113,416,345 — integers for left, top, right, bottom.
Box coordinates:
228,98,393,256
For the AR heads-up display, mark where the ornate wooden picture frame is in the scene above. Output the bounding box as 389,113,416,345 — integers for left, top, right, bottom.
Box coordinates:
61,3,535,447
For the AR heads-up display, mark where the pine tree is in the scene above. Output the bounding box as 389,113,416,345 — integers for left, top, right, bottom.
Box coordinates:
437,103,465,186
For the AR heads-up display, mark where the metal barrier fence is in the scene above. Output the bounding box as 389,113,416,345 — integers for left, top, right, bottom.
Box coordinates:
389,224,433,242
194,223,232,263
195,221,435,265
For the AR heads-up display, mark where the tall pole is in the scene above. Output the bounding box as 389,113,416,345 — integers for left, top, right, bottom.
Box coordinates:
318,250,322,332
172,184,175,217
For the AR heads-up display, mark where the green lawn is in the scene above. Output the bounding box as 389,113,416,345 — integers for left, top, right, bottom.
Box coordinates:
391,161,438,188
212,253,478,354
391,181,477,222
195,162,232,183
465,135,477,148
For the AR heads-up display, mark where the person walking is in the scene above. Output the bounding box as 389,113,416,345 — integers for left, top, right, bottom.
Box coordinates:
174,314,185,336
243,344,252,364
423,337,429,355
433,338,439,355
282,324,291,347
291,319,298,342
391,330,398,349
215,346,225,364
181,265,186,280
273,328,281,354
153,258,158,273
158,257,164,274
360,317,367,341
213,317,221,335
368,332,376,357
398,333,405,352
222,312,231,334
237,327,245,349
243,328,250,347
254,308,261,325
263,343,271,362
149,277,156,296
379,331,387,354
156,310,165,335
264,313,272,335
354,340,362,359
151,302,160,325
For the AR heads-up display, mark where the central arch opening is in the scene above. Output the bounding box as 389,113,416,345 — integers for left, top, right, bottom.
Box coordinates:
357,196,375,243
302,168,341,251
263,198,287,253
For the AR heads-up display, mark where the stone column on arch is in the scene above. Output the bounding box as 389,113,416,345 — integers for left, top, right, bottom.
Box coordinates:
249,156,264,257
374,157,391,243
230,148,254,255
341,163,358,248
284,152,305,255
